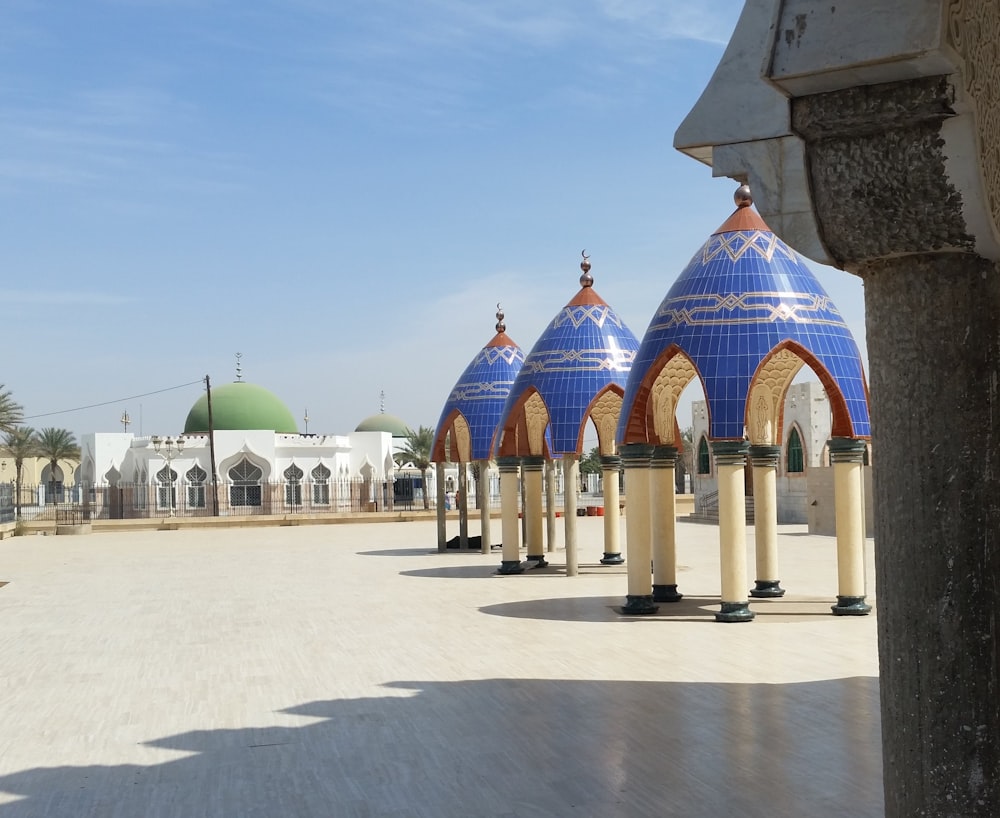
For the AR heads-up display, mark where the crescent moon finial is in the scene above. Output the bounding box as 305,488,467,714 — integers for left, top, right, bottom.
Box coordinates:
579,249,593,287
495,302,506,334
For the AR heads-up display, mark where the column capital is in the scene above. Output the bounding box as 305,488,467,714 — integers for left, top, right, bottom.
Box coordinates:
618,443,654,468
521,455,545,471
748,444,781,467
828,438,867,464
600,454,622,470
651,445,679,468
712,440,749,466
496,456,521,473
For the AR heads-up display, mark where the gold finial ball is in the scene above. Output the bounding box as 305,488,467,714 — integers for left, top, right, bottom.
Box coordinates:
579,250,593,288
734,184,753,208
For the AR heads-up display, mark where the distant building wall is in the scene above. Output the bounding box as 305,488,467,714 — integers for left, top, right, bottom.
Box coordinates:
807,465,874,537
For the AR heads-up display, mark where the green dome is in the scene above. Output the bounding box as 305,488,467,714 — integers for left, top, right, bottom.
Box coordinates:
354,412,410,437
184,382,298,434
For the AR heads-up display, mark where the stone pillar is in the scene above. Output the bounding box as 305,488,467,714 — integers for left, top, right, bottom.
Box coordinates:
864,254,1000,812
496,456,523,575
457,461,469,550
477,459,491,555
599,455,624,565
563,455,579,577
828,438,870,616
545,459,557,553
748,445,784,598
620,444,657,614
713,441,753,622
651,446,683,602
435,461,447,552
522,456,547,568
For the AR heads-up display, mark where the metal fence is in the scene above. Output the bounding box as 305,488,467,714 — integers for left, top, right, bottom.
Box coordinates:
2,476,429,522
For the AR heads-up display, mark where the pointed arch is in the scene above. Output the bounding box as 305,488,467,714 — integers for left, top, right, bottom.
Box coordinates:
497,387,551,457
620,345,702,444
749,339,863,440
583,385,624,455
697,436,712,475
432,408,472,463
746,347,804,445
786,425,805,474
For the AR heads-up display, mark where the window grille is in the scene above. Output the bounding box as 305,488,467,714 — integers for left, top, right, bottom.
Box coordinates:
311,464,331,505
284,464,303,506
186,465,207,509
229,459,263,507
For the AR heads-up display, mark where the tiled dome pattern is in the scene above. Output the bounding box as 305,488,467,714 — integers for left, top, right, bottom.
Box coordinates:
500,278,639,456
433,327,525,462
619,202,870,441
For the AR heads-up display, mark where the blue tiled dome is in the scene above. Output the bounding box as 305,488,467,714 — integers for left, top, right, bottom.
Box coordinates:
433,312,525,462
498,260,639,456
619,197,870,443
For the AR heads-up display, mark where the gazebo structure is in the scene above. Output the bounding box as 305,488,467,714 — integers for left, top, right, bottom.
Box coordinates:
495,253,639,576
617,186,871,620
432,306,525,554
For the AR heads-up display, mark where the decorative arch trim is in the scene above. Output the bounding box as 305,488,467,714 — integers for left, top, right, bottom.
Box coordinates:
621,346,702,444
749,339,863,439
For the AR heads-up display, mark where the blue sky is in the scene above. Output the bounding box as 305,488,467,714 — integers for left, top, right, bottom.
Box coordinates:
1,0,866,443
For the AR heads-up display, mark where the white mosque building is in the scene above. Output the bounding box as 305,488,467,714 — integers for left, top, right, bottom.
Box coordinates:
80,380,421,518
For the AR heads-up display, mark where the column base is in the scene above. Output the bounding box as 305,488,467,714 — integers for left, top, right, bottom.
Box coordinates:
831,595,871,616
715,601,756,623
750,579,786,598
496,560,524,575
525,554,549,568
653,584,683,603
620,595,659,615
600,552,624,565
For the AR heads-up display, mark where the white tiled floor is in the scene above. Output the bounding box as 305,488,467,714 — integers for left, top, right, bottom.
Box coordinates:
0,519,882,817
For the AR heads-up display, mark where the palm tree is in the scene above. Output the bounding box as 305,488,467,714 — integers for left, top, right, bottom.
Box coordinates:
2,426,35,518
398,425,435,510
34,427,80,504
0,385,24,435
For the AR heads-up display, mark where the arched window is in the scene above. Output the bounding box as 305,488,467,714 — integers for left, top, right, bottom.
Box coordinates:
134,467,148,510
697,437,711,475
787,428,805,473
312,464,331,506
186,465,207,509
156,465,177,511
229,459,263,507
284,464,304,507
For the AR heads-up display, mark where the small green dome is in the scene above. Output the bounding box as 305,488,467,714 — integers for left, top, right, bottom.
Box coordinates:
184,382,298,434
354,412,410,437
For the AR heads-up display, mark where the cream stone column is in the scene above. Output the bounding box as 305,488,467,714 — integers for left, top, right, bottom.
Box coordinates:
563,455,580,577
620,444,656,614
496,456,523,574
435,461,447,552
748,445,784,598
599,455,623,565
477,459,491,555
522,456,547,568
713,441,754,622
545,459,557,553
457,461,469,550
651,446,683,603
829,438,870,615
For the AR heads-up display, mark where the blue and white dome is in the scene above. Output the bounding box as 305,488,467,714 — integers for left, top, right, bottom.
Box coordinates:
432,307,525,462
619,190,870,444
498,256,639,457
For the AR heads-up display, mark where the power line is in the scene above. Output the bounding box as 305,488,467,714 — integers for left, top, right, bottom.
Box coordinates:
23,379,205,420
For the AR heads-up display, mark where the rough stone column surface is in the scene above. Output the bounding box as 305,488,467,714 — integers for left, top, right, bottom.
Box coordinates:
863,253,1000,815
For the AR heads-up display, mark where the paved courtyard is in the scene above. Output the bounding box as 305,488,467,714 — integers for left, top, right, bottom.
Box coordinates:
0,518,882,817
